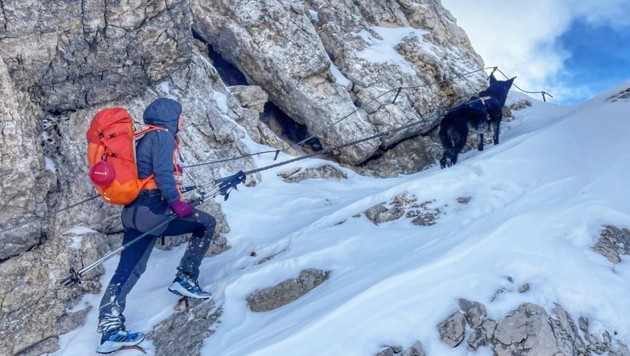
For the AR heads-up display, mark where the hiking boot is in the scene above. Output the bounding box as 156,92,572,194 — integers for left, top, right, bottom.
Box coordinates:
96,329,144,354
168,276,211,299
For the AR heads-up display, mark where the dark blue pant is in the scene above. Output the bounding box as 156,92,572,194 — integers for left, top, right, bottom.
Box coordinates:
97,193,216,334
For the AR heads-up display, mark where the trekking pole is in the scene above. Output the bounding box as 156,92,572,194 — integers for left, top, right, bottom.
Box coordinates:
60,171,246,287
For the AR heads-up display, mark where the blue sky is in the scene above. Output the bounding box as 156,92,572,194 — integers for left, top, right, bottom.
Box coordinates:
441,0,630,105
556,20,630,103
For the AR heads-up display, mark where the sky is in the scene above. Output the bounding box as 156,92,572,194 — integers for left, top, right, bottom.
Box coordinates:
441,0,630,104
55,83,630,355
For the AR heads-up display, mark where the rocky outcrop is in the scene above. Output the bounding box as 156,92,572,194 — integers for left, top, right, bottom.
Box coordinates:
608,87,630,102
307,0,485,139
148,299,221,356
246,269,330,312
593,225,630,263
0,227,112,356
363,192,445,226
192,0,486,170
192,0,379,165
436,300,628,356
277,164,348,183
376,341,426,356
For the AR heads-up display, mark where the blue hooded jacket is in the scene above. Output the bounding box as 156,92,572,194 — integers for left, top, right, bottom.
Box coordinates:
136,98,182,204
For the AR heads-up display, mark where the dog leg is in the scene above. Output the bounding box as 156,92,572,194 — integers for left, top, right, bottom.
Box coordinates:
440,153,448,169
492,119,501,145
478,133,484,151
449,150,459,167
440,148,458,168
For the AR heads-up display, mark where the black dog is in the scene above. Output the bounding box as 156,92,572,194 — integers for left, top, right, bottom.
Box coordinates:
439,74,515,168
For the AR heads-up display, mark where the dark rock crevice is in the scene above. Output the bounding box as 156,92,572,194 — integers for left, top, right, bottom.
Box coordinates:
192,28,248,86
261,101,322,153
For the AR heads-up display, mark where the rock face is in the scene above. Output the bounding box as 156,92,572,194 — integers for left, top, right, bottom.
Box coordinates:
0,0,193,112
0,227,112,356
192,0,380,164
0,1,259,354
192,0,486,169
0,57,53,260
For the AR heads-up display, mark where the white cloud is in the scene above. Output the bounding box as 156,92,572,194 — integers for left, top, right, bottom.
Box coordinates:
440,0,630,103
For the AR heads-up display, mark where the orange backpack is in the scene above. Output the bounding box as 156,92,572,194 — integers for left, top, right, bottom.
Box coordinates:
86,108,162,205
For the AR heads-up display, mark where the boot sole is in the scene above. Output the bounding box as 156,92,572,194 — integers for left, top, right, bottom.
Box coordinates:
168,284,211,299
96,335,145,354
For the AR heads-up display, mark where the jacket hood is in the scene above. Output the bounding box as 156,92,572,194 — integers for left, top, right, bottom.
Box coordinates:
143,98,182,134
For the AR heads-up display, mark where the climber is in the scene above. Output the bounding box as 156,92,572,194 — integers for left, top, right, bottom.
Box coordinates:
96,98,216,354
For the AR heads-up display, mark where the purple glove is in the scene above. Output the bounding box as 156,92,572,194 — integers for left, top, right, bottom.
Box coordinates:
170,200,193,218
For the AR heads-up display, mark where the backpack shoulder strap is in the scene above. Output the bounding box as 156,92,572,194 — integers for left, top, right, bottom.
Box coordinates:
134,124,166,138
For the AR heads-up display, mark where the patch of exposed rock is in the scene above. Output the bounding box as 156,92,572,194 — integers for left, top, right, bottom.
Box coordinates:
438,311,467,347
363,192,445,226
376,341,426,356
607,88,630,102
593,225,630,263
148,299,221,356
490,276,531,302
278,165,348,183
246,269,330,312
509,99,533,111
435,299,628,356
